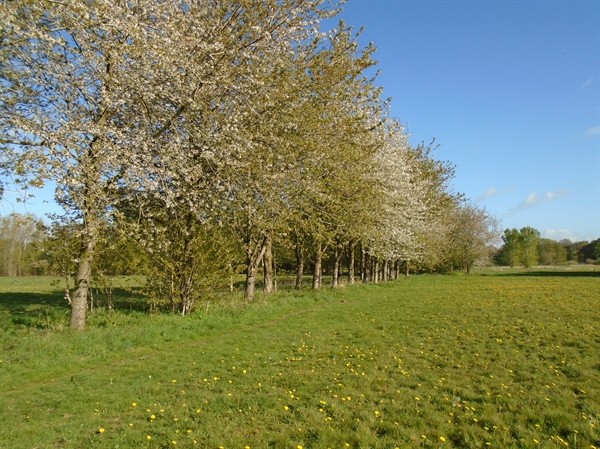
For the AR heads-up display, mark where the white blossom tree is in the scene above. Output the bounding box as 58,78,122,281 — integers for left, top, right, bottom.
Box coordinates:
1,0,341,326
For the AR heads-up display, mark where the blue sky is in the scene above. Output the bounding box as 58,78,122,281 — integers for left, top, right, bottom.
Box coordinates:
2,0,599,243
337,0,600,242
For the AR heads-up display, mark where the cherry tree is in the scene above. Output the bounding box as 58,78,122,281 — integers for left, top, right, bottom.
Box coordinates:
1,0,340,326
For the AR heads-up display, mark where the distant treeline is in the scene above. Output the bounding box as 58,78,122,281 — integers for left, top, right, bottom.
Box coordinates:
493,226,599,268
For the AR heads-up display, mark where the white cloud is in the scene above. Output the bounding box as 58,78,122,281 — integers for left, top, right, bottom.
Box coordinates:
476,187,500,203
523,192,539,206
543,228,579,242
585,126,600,137
581,77,593,89
545,190,569,201
506,189,570,216
475,186,515,203
506,192,539,215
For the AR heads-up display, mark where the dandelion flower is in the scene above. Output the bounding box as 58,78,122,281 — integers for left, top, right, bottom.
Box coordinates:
147,436,152,440
132,403,137,407
99,428,105,434
440,437,446,442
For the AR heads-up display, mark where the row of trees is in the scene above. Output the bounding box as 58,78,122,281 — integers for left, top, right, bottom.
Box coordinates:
495,227,599,267
1,0,498,328
3,213,596,279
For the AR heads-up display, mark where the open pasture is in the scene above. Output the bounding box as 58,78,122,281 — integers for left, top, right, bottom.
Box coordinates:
1,272,599,448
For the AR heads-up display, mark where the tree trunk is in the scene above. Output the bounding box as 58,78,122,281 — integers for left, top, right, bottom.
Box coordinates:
332,247,340,288
295,243,304,290
69,236,95,330
383,259,389,282
245,236,268,302
245,261,258,302
347,241,355,285
263,234,274,293
229,262,234,292
360,243,367,283
373,259,379,283
178,231,196,315
312,241,322,289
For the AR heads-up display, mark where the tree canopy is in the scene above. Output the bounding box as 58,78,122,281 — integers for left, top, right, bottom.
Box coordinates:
1,0,508,328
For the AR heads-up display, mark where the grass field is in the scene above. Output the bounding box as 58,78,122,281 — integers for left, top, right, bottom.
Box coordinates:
1,271,599,448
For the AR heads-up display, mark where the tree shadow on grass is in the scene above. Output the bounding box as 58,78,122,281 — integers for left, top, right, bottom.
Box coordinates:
0,287,149,329
495,270,600,278
0,291,69,328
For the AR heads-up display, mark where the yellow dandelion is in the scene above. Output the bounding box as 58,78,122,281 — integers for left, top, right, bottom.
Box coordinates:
132,403,137,407
440,436,446,442
147,436,152,440
99,428,105,434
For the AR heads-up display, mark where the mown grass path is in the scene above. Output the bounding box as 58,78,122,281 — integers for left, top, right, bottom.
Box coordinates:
1,273,599,448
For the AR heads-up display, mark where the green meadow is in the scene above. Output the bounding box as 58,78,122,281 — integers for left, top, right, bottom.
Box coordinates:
1,271,599,449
